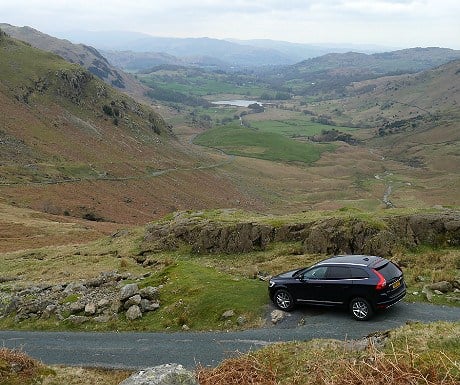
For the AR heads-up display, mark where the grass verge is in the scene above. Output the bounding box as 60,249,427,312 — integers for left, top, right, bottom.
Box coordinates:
197,321,460,385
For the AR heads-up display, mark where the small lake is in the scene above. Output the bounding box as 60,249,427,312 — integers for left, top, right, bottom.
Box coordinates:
212,100,262,107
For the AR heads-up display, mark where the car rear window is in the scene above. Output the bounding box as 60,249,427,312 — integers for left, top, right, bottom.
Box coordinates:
350,267,369,279
376,262,401,280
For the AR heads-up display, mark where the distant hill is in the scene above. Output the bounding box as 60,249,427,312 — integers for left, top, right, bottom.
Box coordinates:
272,47,460,95
0,23,147,98
314,59,460,173
57,31,312,68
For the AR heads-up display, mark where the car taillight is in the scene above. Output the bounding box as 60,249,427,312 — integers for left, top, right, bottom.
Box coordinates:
373,269,387,290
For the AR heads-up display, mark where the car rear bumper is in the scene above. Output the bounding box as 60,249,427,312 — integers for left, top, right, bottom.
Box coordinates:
376,287,406,309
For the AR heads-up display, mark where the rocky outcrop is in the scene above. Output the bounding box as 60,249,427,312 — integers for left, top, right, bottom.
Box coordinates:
142,211,460,257
0,272,160,324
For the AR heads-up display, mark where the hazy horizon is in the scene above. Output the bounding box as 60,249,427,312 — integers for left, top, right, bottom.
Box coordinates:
1,0,459,50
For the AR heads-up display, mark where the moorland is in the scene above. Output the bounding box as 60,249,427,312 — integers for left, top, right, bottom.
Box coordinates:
0,24,459,385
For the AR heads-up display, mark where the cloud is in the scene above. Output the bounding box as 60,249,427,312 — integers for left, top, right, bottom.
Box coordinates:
1,0,459,48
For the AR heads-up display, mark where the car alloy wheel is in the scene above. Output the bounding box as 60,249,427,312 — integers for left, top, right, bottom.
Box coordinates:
274,289,294,311
350,298,373,321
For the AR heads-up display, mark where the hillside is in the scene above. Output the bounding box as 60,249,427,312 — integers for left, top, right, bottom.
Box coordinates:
0,23,148,99
0,30,259,224
269,47,460,95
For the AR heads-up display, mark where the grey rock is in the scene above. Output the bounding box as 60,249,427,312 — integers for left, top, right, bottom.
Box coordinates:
119,363,198,385
97,298,111,308
85,302,97,315
65,315,89,325
140,286,159,300
69,301,86,314
433,290,444,295
94,314,112,323
120,284,139,301
126,305,142,320
64,282,87,294
271,309,287,324
422,285,433,302
428,281,453,293
140,299,160,312
111,299,124,313
221,310,234,319
236,316,246,326
124,294,142,309
41,304,57,319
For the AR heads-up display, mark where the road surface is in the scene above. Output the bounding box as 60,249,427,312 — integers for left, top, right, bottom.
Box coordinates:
0,302,458,369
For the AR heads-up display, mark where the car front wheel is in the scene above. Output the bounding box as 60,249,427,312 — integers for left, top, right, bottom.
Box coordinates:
273,289,294,311
349,297,373,321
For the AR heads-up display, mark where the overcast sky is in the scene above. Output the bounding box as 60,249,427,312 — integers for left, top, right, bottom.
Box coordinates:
1,0,459,49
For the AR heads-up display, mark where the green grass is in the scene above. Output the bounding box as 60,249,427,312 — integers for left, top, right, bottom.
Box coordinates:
139,260,267,330
138,73,269,97
250,119,356,137
194,124,335,164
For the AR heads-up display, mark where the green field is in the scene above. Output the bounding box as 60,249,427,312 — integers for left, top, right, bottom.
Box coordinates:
250,118,357,137
138,72,269,97
194,124,335,163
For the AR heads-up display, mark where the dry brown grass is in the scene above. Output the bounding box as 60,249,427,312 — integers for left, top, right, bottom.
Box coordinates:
0,348,44,384
196,336,459,385
197,355,276,385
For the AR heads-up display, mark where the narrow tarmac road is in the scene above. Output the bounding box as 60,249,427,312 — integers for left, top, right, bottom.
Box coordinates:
0,302,458,369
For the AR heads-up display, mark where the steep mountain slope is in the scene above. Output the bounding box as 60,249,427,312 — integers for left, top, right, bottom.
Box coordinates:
0,23,147,98
315,60,460,177
0,30,259,223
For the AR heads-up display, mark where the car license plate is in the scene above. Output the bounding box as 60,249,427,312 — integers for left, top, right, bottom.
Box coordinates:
393,280,401,289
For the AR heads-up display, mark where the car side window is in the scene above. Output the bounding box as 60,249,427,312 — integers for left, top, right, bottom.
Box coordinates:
302,266,327,280
325,266,351,279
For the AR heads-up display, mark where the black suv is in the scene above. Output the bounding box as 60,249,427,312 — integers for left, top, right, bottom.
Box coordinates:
268,255,406,320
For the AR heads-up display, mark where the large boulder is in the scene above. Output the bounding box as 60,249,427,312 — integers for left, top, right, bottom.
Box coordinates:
119,363,198,385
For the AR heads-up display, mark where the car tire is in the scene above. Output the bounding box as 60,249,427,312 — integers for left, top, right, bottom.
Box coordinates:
349,297,373,321
273,289,295,311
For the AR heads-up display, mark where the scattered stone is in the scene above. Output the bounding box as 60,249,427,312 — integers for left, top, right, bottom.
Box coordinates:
65,315,89,325
94,314,112,323
415,276,425,282
271,309,287,324
97,298,111,308
119,363,198,385
433,290,444,295
69,302,86,314
236,316,246,326
120,284,139,301
428,281,453,293
124,294,142,309
221,310,234,319
140,299,160,312
41,304,57,319
182,324,190,331
422,285,433,302
84,302,97,315
140,286,159,300
126,305,142,320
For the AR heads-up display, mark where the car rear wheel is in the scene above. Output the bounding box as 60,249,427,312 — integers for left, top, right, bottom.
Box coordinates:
274,289,294,311
349,297,373,321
